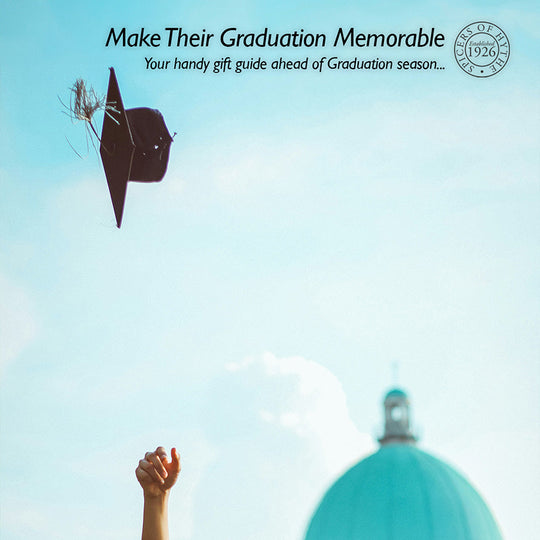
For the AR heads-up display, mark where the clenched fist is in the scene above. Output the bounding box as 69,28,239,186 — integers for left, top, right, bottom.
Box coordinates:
136,446,181,498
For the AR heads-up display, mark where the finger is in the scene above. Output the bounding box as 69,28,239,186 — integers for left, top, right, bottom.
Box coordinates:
156,446,168,464
145,452,168,479
135,466,154,485
139,458,165,484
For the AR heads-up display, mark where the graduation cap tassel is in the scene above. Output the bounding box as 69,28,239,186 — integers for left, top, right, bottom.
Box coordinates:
60,79,118,156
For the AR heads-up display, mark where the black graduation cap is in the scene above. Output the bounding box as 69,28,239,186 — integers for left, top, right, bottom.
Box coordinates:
100,68,173,228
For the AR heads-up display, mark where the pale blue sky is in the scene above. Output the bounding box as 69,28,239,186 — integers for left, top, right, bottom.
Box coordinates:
1,1,539,539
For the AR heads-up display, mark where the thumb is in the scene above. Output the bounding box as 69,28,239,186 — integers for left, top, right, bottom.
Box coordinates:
171,447,181,473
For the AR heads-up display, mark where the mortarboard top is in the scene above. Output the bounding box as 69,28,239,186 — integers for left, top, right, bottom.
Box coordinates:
100,67,135,228
99,68,173,228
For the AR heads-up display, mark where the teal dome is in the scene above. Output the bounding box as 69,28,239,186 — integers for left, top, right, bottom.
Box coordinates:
305,445,503,540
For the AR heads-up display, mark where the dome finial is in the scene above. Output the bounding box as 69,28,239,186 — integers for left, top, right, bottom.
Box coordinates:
378,388,418,446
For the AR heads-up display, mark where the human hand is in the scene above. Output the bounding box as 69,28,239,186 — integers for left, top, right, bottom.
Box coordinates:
136,446,181,498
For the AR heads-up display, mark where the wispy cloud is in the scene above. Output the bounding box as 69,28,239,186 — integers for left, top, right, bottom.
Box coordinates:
227,352,375,475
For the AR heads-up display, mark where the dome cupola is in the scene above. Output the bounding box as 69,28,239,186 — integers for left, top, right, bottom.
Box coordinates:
378,388,417,446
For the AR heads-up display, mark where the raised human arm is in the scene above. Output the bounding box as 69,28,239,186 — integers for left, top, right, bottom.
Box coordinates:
136,446,181,540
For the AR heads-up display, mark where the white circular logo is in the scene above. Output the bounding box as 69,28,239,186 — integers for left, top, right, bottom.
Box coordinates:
454,22,510,77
